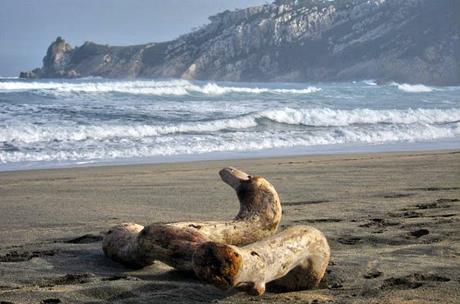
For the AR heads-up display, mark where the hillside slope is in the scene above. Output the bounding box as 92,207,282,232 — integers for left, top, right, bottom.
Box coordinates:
20,0,460,85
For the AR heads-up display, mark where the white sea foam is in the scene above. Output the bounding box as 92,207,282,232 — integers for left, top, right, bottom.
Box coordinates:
0,116,258,143
362,80,377,86
259,107,460,126
0,79,321,96
396,83,433,93
0,108,460,143
1,78,459,168
199,83,321,95
1,108,458,144
1,123,459,163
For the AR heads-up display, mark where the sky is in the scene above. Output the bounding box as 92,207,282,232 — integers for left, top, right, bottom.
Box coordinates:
0,0,268,76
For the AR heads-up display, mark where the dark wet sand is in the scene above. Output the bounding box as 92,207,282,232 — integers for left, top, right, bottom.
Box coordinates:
0,150,459,303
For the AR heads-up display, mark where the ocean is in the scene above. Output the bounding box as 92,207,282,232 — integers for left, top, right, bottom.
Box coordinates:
0,78,459,171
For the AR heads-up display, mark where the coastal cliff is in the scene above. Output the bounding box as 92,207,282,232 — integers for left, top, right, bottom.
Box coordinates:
20,0,460,85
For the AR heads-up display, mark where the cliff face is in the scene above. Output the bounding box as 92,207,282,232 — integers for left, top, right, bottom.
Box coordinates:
21,0,460,85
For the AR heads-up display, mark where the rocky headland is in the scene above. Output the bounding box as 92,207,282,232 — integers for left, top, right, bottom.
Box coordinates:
20,0,460,85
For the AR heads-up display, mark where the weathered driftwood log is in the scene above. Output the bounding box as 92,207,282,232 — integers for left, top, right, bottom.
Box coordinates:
192,225,330,295
102,167,282,270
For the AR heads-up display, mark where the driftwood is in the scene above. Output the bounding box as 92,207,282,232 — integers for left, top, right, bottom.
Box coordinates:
192,225,331,295
102,167,282,270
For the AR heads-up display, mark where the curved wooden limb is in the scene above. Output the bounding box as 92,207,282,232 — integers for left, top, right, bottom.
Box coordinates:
170,167,282,245
102,167,282,270
192,225,331,295
102,223,148,268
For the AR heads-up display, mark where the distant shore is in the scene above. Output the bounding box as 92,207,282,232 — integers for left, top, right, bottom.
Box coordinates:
0,150,459,303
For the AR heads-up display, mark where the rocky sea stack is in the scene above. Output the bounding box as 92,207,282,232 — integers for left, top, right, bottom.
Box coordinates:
20,0,460,85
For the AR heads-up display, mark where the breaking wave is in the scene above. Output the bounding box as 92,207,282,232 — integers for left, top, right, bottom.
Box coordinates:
1,78,459,168
396,83,434,93
1,123,459,164
0,116,258,143
0,79,321,96
260,107,460,126
362,80,378,86
1,107,458,145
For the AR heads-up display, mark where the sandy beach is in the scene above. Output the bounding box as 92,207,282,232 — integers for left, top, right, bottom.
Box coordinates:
0,150,459,303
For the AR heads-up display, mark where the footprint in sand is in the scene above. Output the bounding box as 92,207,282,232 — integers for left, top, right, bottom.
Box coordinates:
38,273,94,288
336,236,362,245
409,229,430,238
415,198,458,210
381,273,450,290
64,234,104,244
364,270,383,279
407,187,460,192
41,299,61,304
0,250,57,263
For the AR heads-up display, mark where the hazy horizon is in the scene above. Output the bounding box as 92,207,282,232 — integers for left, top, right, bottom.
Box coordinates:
0,0,267,76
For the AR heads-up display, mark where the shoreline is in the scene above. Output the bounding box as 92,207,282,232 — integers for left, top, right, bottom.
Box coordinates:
2,139,460,172
0,149,459,303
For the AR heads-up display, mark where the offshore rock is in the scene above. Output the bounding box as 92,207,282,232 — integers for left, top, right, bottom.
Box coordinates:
20,0,460,85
